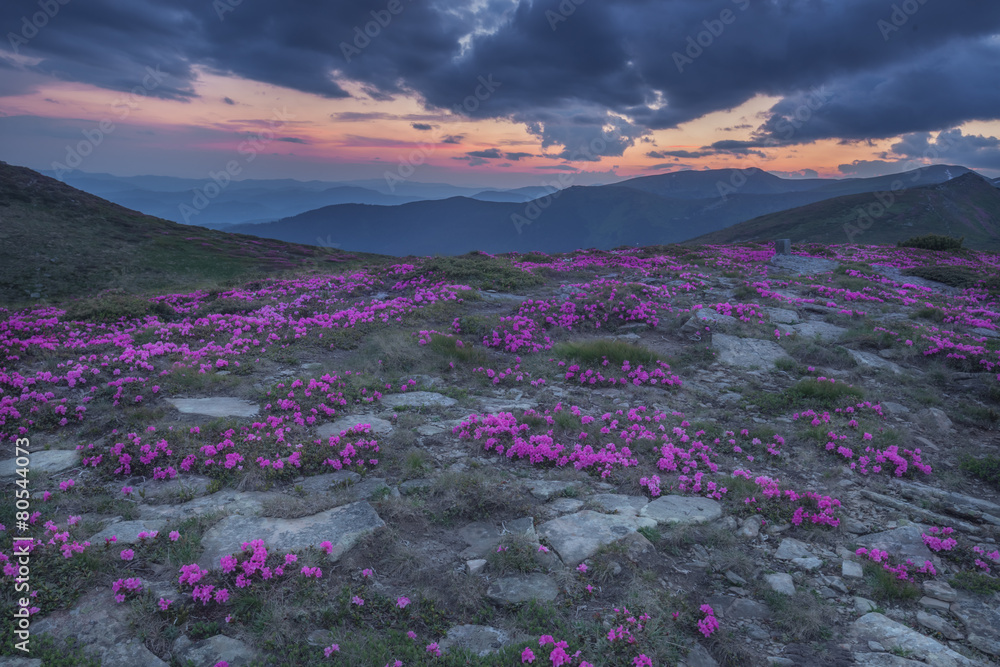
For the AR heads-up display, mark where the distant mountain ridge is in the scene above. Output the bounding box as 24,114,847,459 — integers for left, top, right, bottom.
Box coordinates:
688,172,1000,249
226,165,984,255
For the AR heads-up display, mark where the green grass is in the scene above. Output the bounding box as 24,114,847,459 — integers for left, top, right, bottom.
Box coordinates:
863,562,921,602
951,571,1000,595
427,333,489,365
423,253,543,292
960,454,1000,489
747,377,863,413
897,233,964,251
552,339,660,367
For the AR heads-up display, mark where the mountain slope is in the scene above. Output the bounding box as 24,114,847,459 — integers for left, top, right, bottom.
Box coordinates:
0,162,368,305
688,173,1000,249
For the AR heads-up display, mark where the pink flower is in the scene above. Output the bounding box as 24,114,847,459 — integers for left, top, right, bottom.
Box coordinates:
396,596,410,609
169,531,180,542
576,563,588,573
407,631,417,640
158,598,172,611
633,656,653,667
324,644,340,657
426,642,441,657
522,647,535,663
351,596,364,606
319,540,333,554
120,549,134,561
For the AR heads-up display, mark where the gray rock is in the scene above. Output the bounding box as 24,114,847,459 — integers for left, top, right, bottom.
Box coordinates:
523,480,579,500
296,471,362,493
917,407,953,433
33,587,165,666
842,560,864,579
639,495,722,526
766,307,800,324
848,349,904,374
765,572,796,595
458,518,536,559
437,625,512,657
317,415,393,438
537,510,654,567
738,516,761,538
466,559,487,575
476,398,537,413
854,597,878,614
791,556,823,571
197,501,384,569
173,634,257,667
852,653,930,667
0,658,43,667
725,598,772,620
381,391,457,409
137,475,213,501
165,397,259,418
971,327,1000,339
856,525,934,565
589,493,649,517
923,580,958,602
685,642,720,667
792,320,848,342
916,611,963,640
0,449,79,478
881,401,911,415
768,254,838,275
774,537,812,560
138,490,283,521
89,519,167,545
712,333,792,369
486,574,559,605
850,613,976,667
545,498,585,515
951,600,1000,656
919,596,952,612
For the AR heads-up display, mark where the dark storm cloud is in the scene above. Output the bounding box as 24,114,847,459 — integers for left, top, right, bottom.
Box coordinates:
3,0,1000,159
411,122,434,131
646,149,711,159
504,152,533,161
466,148,502,159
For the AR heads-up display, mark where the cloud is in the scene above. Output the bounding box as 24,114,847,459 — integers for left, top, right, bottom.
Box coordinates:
890,128,1000,171
278,137,308,144
441,134,464,144
504,151,533,161
646,149,710,159
466,148,503,159
3,0,1000,160
223,96,235,105
411,122,434,131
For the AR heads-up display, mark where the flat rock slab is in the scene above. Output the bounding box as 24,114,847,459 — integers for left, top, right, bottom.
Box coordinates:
33,587,168,667
850,613,976,667
0,449,79,478
295,471,362,494
165,397,259,418
486,574,558,605
768,254,839,275
136,475,213,501
438,625,513,657
381,391,457,409
197,501,384,570
856,525,934,565
89,519,167,545
765,572,796,595
848,349,903,374
524,480,580,500
640,495,722,526
951,597,1000,657
712,333,791,369
138,490,284,521
589,493,649,517
458,518,535,560
476,398,537,414
538,510,654,567
766,307,800,324
317,415,393,439
792,320,848,342
775,537,812,560
173,634,257,667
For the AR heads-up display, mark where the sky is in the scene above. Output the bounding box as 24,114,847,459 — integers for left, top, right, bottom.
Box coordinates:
1,0,1000,188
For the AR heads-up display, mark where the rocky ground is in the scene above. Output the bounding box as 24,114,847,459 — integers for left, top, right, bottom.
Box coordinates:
3,244,1000,666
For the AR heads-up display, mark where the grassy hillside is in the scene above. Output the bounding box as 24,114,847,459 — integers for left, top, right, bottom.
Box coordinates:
688,173,1000,249
0,162,374,306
